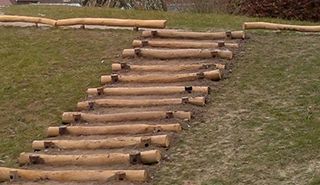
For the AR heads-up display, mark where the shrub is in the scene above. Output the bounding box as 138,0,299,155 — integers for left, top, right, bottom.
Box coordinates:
229,0,320,22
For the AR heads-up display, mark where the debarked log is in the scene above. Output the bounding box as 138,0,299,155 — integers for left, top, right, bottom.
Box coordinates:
77,97,206,110
19,150,161,166
0,167,148,182
86,86,209,96
112,63,225,72
55,18,167,28
62,111,192,123
32,135,170,150
122,48,233,59
243,22,320,32
132,40,239,49
141,30,246,39
0,15,56,26
47,124,182,136
101,70,222,84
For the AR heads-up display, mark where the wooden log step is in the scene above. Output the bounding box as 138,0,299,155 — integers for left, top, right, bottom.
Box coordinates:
132,39,239,49
62,111,192,124
47,124,182,136
0,167,147,182
87,86,209,96
32,135,170,150
122,48,233,59
101,70,222,84
19,150,161,166
112,63,225,72
77,97,206,110
141,30,246,40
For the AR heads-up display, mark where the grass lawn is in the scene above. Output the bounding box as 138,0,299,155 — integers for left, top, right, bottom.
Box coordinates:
1,5,320,185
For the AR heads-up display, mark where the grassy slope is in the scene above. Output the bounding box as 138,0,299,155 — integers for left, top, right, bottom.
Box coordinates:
0,26,136,166
1,5,320,185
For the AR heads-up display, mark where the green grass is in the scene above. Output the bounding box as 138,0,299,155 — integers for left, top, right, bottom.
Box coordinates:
0,26,137,166
1,5,320,185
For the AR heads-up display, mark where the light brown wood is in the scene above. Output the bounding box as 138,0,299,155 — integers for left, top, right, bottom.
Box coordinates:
243,22,320,32
132,40,239,49
112,63,225,72
19,150,161,166
55,18,167,28
47,124,182,136
141,30,245,39
0,15,56,26
32,135,170,150
0,167,147,182
86,86,209,96
62,111,192,123
77,97,205,109
122,48,233,59
0,16,167,29
101,70,222,84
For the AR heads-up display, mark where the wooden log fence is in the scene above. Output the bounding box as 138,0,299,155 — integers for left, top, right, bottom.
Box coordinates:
0,15,167,29
243,22,320,32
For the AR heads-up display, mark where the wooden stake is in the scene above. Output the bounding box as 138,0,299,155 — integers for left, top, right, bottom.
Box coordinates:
122,48,233,59
47,124,182,136
19,150,161,166
62,111,192,123
32,135,170,150
101,70,222,84
132,40,239,49
87,86,209,96
0,167,148,182
141,30,246,39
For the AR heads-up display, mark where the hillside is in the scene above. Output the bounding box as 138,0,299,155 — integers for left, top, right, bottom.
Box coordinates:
0,5,319,185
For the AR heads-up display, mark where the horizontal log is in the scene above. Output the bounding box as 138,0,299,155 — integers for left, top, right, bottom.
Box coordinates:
132,40,239,49
0,15,56,26
32,135,170,150
87,86,209,96
0,167,147,182
243,22,320,32
47,124,182,136
101,70,222,84
141,30,246,39
19,150,161,166
112,63,225,72
56,18,167,28
77,97,205,109
122,48,233,59
62,111,192,123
